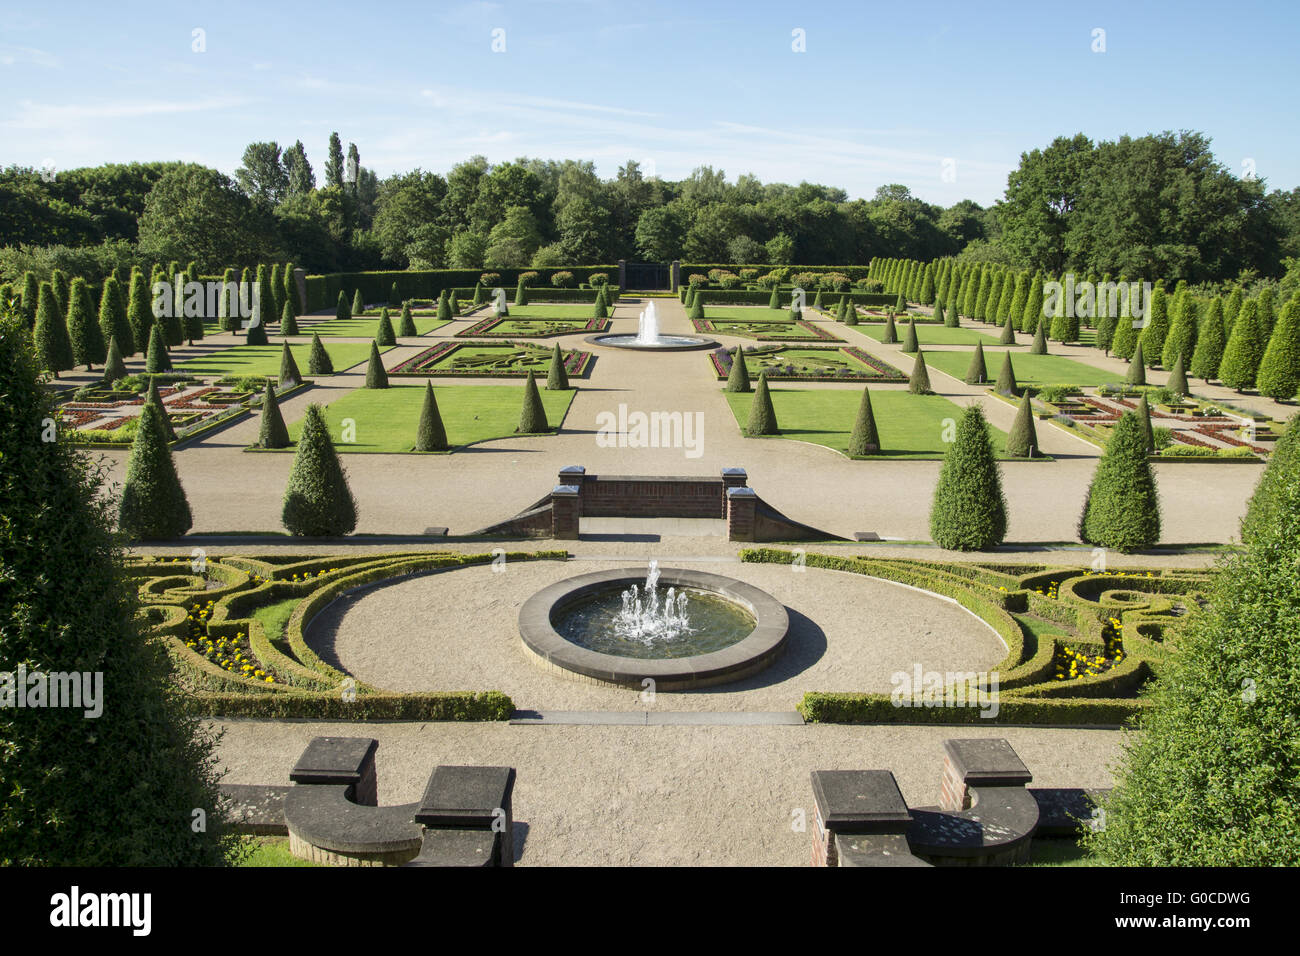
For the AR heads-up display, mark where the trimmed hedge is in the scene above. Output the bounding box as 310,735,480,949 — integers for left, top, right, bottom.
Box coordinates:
303,268,619,312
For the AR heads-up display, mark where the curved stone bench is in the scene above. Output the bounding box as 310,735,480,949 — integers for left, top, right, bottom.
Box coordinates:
284,785,424,866
906,785,1041,866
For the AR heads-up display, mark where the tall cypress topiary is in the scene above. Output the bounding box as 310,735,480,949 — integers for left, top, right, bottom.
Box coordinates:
337,289,351,322
390,302,412,337
1257,287,1277,337
546,344,569,390
351,288,365,316
218,268,239,332
1005,391,1038,458
143,376,175,442
1166,352,1189,398
50,269,69,320
20,270,39,327
99,274,132,357
919,265,935,305
66,277,105,370
282,404,358,536
280,301,299,336
364,341,388,388
929,404,1007,551
279,340,302,387
1240,410,1300,546
1222,287,1243,336
1162,291,1198,371
1020,273,1044,334
994,351,1018,395
415,381,449,451
256,380,290,449
908,350,931,394
308,332,333,374
127,269,153,357
1138,282,1169,367
118,399,190,539
1218,300,1265,391
725,347,751,392
688,291,705,320
145,322,171,373
965,340,988,384
33,281,74,377
516,370,549,433
847,386,880,455
0,311,236,865
882,311,898,345
1078,410,1161,552
375,308,396,346
283,261,299,316
746,371,779,435
1256,298,1300,401
102,335,127,383
1190,297,1226,381
270,263,285,324
901,316,919,353
1135,393,1155,453
1126,342,1147,385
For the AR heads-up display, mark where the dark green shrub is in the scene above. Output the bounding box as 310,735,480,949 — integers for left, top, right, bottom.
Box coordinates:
908,350,931,394
1218,299,1265,391
1162,291,1197,371
279,340,302,386
1078,411,1161,552
336,289,350,322
66,277,105,370
118,400,191,539
398,303,417,336
768,287,779,309
882,312,898,345
33,282,74,377
283,261,299,316
143,376,175,441
515,280,528,307
308,332,333,374
416,381,449,451
688,292,704,320
389,280,401,307
438,289,453,321
102,335,127,383
351,288,364,315
847,386,880,455
901,316,918,353
98,275,133,357
965,340,988,384
1005,392,1039,458
929,404,1007,551
725,347,751,393
546,344,569,390
280,301,299,336
1166,352,1188,398
1190,297,1226,381
257,380,290,449
364,341,388,388
245,309,268,345
1030,319,1047,354
19,270,38,326
1126,342,1147,385
282,404,357,536
1256,298,1300,401
1134,393,1155,452
1240,410,1300,546
516,370,549,433
999,313,1016,345
375,308,396,346
746,372,780,435
145,322,171,373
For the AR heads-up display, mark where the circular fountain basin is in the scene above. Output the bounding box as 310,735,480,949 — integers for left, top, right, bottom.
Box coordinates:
584,333,719,351
518,567,789,689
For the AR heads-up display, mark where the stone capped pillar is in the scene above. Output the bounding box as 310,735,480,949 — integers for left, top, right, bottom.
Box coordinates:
727,486,757,542
290,737,379,806
939,738,1032,812
810,770,913,867
552,485,581,540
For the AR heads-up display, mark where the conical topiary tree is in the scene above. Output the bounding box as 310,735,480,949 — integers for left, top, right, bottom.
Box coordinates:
282,404,358,536
284,261,299,316
99,274,132,357
943,299,959,328
1078,410,1161,552
1257,287,1277,337
1190,297,1226,381
965,340,988,384
336,289,351,322
279,340,302,387
0,311,235,866
33,282,74,378
1162,291,1198,371
143,376,175,441
726,347,751,392
415,381,449,452
1138,283,1169,367
19,270,38,326
439,289,454,321
593,294,608,319
66,277,105,370
1134,393,1155,453
1030,319,1048,355
1166,353,1189,398
280,301,299,336
515,279,528,307
308,332,332,374
245,307,269,345
812,289,823,311
218,268,239,332
1240,410,1300,546
1111,295,1140,361
894,291,905,313
882,312,898,345
1256,298,1300,401
473,282,486,306
1218,300,1265,391
1020,274,1044,334
398,302,417,336
351,288,364,316
1223,287,1243,336
256,380,290,449
546,344,569,390
1005,391,1039,458
102,335,128,383
847,386,881,455
929,404,1007,551
516,370,549,433
689,291,705,320
994,351,1018,395
768,287,780,310
1126,342,1147,386
118,400,191,540
145,322,171,373
908,350,932,394
746,371,779,435
364,341,388,388
375,308,396,346
901,316,919,353
270,264,285,324
999,312,1016,345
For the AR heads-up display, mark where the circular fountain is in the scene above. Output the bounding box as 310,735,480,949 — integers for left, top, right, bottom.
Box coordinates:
586,300,718,351
518,561,789,688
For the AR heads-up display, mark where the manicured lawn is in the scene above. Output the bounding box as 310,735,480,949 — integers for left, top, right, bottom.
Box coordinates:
718,345,905,381
391,341,593,378
177,342,383,377
239,837,323,867
285,383,576,451
853,324,1012,347
705,306,793,322
296,316,450,337
723,387,1010,458
923,349,1116,387
1022,839,1092,867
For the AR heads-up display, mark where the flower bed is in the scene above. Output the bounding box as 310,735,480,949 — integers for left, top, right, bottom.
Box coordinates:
456,316,610,338
691,317,844,342
710,344,905,382
388,341,594,378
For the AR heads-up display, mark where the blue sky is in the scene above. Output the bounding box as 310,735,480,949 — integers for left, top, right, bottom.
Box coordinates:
2,0,1297,206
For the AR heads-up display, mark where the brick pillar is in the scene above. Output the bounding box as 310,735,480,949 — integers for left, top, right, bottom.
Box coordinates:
939,739,1033,812
617,259,627,291
727,487,757,542
290,737,379,807
810,770,912,867
558,464,585,488
292,267,307,315
551,485,581,540
721,468,747,518
671,260,681,293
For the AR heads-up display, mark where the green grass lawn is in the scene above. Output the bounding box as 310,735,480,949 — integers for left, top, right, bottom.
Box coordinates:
177,341,383,377
296,316,450,337
238,837,323,867
853,324,1012,347
724,387,1010,458
705,306,793,322
250,598,298,649
285,382,576,451
923,349,1116,387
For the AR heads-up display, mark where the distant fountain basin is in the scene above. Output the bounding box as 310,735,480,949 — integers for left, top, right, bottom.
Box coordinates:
518,564,789,688
587,300,718,351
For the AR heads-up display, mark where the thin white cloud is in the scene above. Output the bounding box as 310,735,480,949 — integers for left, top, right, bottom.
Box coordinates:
0,44,60,68
4,95,251,129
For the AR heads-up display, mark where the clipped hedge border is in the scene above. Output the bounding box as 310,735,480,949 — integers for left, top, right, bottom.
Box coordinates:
798,692,1149,726
185,690,514,721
